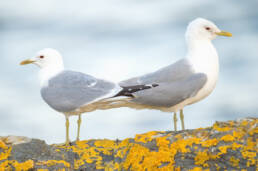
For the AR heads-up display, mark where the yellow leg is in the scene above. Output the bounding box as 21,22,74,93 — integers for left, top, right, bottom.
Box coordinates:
76,114,82,142
180,109,185,130
65,115,70,146
173,112,177,131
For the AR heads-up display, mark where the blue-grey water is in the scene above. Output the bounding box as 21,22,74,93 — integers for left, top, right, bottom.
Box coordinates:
0,0,257,144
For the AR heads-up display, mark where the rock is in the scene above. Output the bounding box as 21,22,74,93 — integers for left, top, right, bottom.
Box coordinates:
0,136,31,145
0,118,257,170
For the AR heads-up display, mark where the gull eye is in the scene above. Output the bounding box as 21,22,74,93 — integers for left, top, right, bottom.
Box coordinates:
39,55,44,59
205,27,211,31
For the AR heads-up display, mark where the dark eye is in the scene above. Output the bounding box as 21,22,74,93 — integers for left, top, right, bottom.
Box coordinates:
39,55,44,59
205,27,210,30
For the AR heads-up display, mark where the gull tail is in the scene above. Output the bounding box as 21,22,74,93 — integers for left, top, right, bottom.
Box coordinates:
95,83,159,110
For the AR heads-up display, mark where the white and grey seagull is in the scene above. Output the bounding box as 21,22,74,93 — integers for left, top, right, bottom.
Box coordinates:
103,18,232,131
20,49,131,145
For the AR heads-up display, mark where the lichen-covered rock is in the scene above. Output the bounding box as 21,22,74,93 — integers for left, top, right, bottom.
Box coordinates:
0,118,257,170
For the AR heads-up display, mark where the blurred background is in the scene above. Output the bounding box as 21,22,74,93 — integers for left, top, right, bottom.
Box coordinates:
0,0,257,144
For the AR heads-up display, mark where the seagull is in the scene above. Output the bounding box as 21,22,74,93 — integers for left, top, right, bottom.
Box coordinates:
104,18,232,131
20,48,136,145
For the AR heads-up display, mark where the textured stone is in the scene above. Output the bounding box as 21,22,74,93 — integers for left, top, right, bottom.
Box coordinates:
0,118,257,170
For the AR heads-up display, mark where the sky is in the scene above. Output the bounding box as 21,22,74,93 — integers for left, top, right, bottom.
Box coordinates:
0,0,257,144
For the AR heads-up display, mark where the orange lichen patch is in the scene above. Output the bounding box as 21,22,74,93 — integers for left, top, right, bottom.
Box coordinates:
245,137,256,151
123,142,176,171
241,150,256,163
248,126,258,136
240,120,249,127
200,138,218,147
122,143,150,170
195,150,219,168
59,140,94,168
0,140,8,150
0,160,11,170
0,141,11,161
171,137,201,153
231,142,243,150
174,133,183,139
10,160,34,171
156,137,170,149
194,150,210,167
0,160,34,171
218,145,230,155
94,139,115,155
36,160,70,168
113,162,122,171
213,123,231,132
134,131,158,143
189,167,210,171
94,139,115,148
59,139,118,169
230,156,240,168
240,133,257,166
232,130,245,140
220,134,235,142
121,136,177,170
124,133,206,170
115,138,130,159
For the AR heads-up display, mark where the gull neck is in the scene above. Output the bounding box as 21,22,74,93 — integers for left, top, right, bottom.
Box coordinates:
186,38,219,74
39,64,64,87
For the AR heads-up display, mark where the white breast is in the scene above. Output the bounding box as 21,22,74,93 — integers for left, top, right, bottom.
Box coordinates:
165,40,219,112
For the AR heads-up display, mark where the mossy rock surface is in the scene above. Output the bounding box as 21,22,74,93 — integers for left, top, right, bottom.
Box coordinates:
0,118,257,170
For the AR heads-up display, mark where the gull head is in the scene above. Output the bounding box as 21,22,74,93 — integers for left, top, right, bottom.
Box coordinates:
20,48,64,69
185,18,232,41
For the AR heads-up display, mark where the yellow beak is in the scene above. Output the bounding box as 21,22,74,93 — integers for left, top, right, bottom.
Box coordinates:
215,31,232,37
20,59,35,65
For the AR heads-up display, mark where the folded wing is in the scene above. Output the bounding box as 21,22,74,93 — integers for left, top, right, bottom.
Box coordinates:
41,70,120,112
118,59,207,107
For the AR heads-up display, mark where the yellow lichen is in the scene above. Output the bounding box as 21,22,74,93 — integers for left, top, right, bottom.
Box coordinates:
200,139,218,147
156,137,170,149
240,120,249,127
220,134,235,142
194,150,209,167
115,139,130,159
122,143,150,170
0,141,11,161
135,131,158,143
10,160,34,171
213,123,231,132
36,160,70,168
0,160,11,171
231,142,243,150
218,145,230,155
171,137,200,154
241,151,256,160
0,118,256,170
229,156,240,168
189,167,210,171
0,140,8,150
232,130,244,140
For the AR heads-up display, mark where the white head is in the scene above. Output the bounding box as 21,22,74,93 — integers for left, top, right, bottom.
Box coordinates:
185,18,232,41
20,48,64,69
20,48,65,86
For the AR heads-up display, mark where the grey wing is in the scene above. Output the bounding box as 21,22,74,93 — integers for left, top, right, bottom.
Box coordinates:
119,59,194,86
41,70,119,113
131,73,207,107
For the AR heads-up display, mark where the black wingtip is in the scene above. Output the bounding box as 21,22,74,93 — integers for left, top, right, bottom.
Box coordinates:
113,84,159,98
